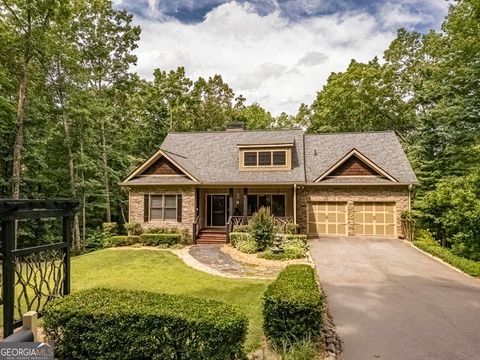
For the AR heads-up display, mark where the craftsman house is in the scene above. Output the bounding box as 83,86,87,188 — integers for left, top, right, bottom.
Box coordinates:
121,125,417,244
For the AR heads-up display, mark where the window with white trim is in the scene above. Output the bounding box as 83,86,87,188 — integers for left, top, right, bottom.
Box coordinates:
150,194,178,221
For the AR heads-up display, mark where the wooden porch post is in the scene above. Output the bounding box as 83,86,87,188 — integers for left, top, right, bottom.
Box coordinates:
293,184,297,225
243,188,248,223
229,188,234,218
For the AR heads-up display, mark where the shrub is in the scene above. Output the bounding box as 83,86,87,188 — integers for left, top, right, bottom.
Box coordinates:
258,235,308,260
414,241,480,277
236,238,259,254
124,221,143,236
232,224,251,233
43,288,248,360
139,233,182,247
108,235,140,247
250,207,275,251
283,237,308,259
102,222,118,236
229,232,252,247
85,230,108,251
230,232,258,254
284,223,299,235
263,265,324,346
147,226,191,244
284,234,307,244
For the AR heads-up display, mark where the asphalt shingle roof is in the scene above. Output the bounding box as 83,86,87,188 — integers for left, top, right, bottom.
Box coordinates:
123,129,417,185
160,129,306,184
305,131,417,183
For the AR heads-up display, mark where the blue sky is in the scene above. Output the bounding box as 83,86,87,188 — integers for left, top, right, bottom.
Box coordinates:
114,0,450,114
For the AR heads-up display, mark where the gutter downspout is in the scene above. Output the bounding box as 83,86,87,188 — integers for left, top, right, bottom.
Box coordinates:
408,184,412,211
293,184,297,225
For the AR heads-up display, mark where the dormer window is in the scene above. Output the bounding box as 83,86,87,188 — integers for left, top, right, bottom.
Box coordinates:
239,145,292,171
243,150,288,168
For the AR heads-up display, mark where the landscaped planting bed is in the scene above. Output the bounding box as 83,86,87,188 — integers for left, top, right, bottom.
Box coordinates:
44,288,248,360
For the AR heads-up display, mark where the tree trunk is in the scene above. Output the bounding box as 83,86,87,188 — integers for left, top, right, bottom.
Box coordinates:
57,66,81,249
80,140,86,248
11,63,28,199
101,119,111,222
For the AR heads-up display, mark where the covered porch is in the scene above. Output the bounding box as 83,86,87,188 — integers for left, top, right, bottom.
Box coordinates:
193,186,296,244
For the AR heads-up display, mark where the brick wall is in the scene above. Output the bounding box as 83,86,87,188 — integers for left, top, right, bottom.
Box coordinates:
128,185,196,237
296,185,410,238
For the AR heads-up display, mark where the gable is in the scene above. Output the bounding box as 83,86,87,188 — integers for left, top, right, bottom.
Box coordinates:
314,148,398,183
142,156,183,176
329,155,382,177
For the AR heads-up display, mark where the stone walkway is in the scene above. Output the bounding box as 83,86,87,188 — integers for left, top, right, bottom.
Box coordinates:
188,245,280,278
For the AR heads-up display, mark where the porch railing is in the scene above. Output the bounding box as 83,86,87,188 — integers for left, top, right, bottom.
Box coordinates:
226,216,294,238
192,214,201,244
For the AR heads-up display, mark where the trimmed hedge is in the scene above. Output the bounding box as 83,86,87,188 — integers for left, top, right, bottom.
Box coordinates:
43,288,248,360
147,226,191,244
414,241,480,277
108,235,140,247
263,265,324,345
139,233,182,246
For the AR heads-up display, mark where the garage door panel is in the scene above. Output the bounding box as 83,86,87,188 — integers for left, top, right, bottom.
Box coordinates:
354,202,396,237
308,201,347,236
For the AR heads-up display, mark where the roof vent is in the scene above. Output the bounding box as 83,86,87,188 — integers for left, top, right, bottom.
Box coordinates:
225,121,245,132
314,149,318,156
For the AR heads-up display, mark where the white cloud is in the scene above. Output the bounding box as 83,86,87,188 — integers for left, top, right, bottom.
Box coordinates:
131,1,417,115
379,3,433,28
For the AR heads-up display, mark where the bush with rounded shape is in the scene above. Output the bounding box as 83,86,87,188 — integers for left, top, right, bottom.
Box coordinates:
263,265,324,346
250,207,275,251
43,288,248,360
102,222,118,236
283,238,308,259
236,237,259,254
124,222,143,236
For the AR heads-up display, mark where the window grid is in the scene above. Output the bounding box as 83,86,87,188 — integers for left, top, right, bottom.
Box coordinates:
149,194,178,221
243,150,287,167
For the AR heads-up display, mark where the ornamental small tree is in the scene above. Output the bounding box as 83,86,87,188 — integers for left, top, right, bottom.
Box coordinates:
250,207,275,251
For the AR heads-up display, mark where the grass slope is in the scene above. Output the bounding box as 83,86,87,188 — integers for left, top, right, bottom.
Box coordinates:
71,248,269,350
413,241,480,277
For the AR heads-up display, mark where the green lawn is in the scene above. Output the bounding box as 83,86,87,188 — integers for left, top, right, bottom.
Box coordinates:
70,248,270,350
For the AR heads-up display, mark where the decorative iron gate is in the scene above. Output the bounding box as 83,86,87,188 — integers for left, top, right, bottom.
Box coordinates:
0,200,79,337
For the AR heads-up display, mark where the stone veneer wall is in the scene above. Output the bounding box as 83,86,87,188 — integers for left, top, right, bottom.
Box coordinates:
296,185,410,238
128,186,196,237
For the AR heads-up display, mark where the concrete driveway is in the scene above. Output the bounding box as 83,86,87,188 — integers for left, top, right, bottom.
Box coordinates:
309,237,480,360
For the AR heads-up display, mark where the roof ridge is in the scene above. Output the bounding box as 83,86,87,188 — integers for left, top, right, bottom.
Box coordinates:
305,130,395,136
168,128,304,135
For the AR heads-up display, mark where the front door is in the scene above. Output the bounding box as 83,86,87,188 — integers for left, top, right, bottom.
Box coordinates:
207,194,227,227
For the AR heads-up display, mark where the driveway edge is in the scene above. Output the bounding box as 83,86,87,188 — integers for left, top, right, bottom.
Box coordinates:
405,240,479,281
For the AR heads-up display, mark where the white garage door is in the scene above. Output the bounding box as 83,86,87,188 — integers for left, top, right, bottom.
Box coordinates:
354,202,396,236
308,202,348,236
